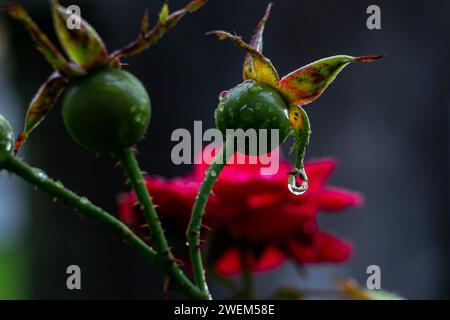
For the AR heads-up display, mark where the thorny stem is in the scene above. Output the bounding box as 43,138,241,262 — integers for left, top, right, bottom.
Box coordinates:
118,148,206,299
4,155,203,299
187,138,234,299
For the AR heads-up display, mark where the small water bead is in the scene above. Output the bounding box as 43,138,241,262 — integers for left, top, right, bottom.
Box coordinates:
33,168,48,182
134,114,146,125
210,170,217,177
239,105,255,113
240,104,255,122
80,197,91,205
55,181,65,188
217,102,225,113
0,140,12,152
287,167,308,195
248,85,262,94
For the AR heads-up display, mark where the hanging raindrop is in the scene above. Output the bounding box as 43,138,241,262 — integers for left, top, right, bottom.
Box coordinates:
287,167,308,195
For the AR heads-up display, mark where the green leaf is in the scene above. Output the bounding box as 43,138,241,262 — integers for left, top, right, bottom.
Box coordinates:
139,10,150,36
111,0,208,59
159,3,169,23
207,30,280,89
1,4,76,76
51,0,108,69
243,3,272,81
279,55,383,106
14,72,67,153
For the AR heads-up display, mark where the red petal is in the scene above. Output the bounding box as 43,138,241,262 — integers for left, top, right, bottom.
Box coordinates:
287,232,352,263
145,177,198,226
116,193,138,225
227,204,315,243
215,246,286,276
304,159,337,188
317,187,364,212
195,147,290,181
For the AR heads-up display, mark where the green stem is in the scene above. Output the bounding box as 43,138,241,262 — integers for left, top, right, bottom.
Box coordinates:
4,155,203,299
118,148,205,299
239,247,254,299
186,138,234,299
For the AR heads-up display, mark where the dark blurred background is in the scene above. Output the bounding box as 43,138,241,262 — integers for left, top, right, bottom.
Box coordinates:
0,0,448,299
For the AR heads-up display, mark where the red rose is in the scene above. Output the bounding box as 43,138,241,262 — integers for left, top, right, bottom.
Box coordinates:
118,149,362,276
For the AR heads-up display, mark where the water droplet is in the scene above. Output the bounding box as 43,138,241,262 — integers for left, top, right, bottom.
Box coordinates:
33,169,48,182
80,197,91,205
5,141,12,151
288,168,308,195
249,85,262,94
185,242,190,247
210,170,217,177
134,114,145,124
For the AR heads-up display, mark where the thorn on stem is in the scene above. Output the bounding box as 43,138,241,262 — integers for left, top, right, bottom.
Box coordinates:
202,224,212,231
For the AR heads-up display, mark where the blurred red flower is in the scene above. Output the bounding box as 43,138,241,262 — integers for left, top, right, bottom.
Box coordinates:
117,150,362,276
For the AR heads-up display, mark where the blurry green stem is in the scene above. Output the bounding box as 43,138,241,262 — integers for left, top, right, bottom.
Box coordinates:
4,155,202,299
239,246,254,299
118,148,206,299
187,138,234,299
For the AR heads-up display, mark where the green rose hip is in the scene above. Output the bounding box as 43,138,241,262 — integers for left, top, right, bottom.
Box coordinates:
62,68,151,153
5,1,206,154
214,80,291,155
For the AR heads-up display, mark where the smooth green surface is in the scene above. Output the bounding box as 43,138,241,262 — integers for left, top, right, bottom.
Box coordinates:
0,248,28,300
0,115,14,165
62,68,151,152
215,80,290,155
